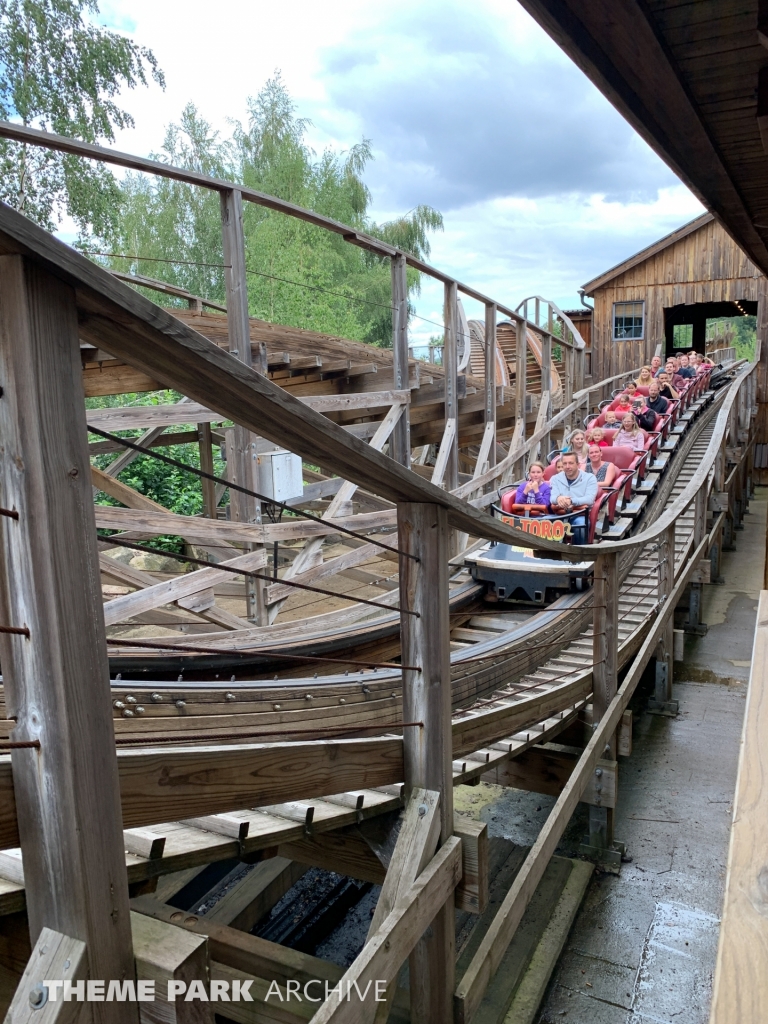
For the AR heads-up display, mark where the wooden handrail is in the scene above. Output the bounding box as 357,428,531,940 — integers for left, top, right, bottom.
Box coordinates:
0,119,557,338
514,294,587,351
0,196,752,564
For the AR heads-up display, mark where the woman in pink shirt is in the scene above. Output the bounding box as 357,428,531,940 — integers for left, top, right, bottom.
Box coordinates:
614,413,646,452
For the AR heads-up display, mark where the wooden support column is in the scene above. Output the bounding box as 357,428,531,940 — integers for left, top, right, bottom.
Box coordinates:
443,283,459,493
391,253,411,468
562,326,573,410
197,422,217,519
220,188,266,622
540,321,552,460
0,256,136,1021
484,302,497,471
685,487,709,635
397,502,454,1023
515,313,527,427
650,524,678,715
584,551,619,858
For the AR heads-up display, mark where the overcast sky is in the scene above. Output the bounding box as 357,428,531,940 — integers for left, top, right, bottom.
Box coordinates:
96,0,704,344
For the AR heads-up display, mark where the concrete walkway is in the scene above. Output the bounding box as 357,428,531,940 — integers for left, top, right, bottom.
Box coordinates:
537,487,767,1024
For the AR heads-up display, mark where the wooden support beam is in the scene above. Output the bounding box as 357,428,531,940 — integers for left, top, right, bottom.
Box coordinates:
0,255,136,1021
484,303,497,470
310,837,462,1024
589,550,619,850
540,322,552,458
220,187,265,624
202,858,306,932
3,927,86,1024
102,548,266,626
398,503,454,1023
515,315,527,425
443,283,459,493
117,738,404,831
131,911,213,1023
197,423,217,518
131,895,342,989
652,524,676,711
91,463,170,513
390,253,411,468
710,590,768,1024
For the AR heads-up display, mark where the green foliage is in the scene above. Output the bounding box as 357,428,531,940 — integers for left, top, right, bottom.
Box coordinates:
0,0,164,234
705,316,757,362
94,74,443,346
87,390,226,554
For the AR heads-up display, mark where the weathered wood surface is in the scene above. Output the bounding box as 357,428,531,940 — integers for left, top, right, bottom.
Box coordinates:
710,591,768,1024
117,738,404,829
102,548,266,626
311,837,462,1024
87,391,412,433
0,256,136,1020
454,533,711,1023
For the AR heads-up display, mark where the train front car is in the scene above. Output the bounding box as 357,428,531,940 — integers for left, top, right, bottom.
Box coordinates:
465,494,595,605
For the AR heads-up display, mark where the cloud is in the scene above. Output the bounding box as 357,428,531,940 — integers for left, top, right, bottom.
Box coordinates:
406,186,705,346
317,0,679,211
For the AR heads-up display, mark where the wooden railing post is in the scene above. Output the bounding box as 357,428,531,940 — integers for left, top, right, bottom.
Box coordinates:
397,502,454,1023
198,421,217,518
584,551,619,861
443,282,459,492
391,253,411,468
484,302,497,470
0,256,137,1022
650,524,678,715
685,486,709,635
515,312,527,427
221,187,266,622
540,311,552,460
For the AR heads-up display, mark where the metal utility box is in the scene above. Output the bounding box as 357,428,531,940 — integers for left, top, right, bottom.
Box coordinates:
256,449,303,502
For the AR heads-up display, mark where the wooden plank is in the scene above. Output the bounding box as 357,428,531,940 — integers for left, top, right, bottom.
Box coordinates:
116,738,403,830
93,505,398,545
203,858,306,932
131,910,213,1023
710,590,768,1024
198,423,218,519
0,255,135,1018
85,392,411,431
132,895,341,987
398,503,454,1023
91,463,170,513
310,837,462,1024
516,316,527,424
3,927,86,1024
265,541,385,605
83,360,161,397
102,548,266,625
484,303,498,469
443,283,459,492
123,829,167,861
368,790,441,937
430,418,457,488
390,253,411,467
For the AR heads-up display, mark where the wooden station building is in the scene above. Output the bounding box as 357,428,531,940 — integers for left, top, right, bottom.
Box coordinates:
582,213,768,381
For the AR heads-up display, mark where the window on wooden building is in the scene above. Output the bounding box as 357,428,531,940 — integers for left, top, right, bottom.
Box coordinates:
613,301,644,340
